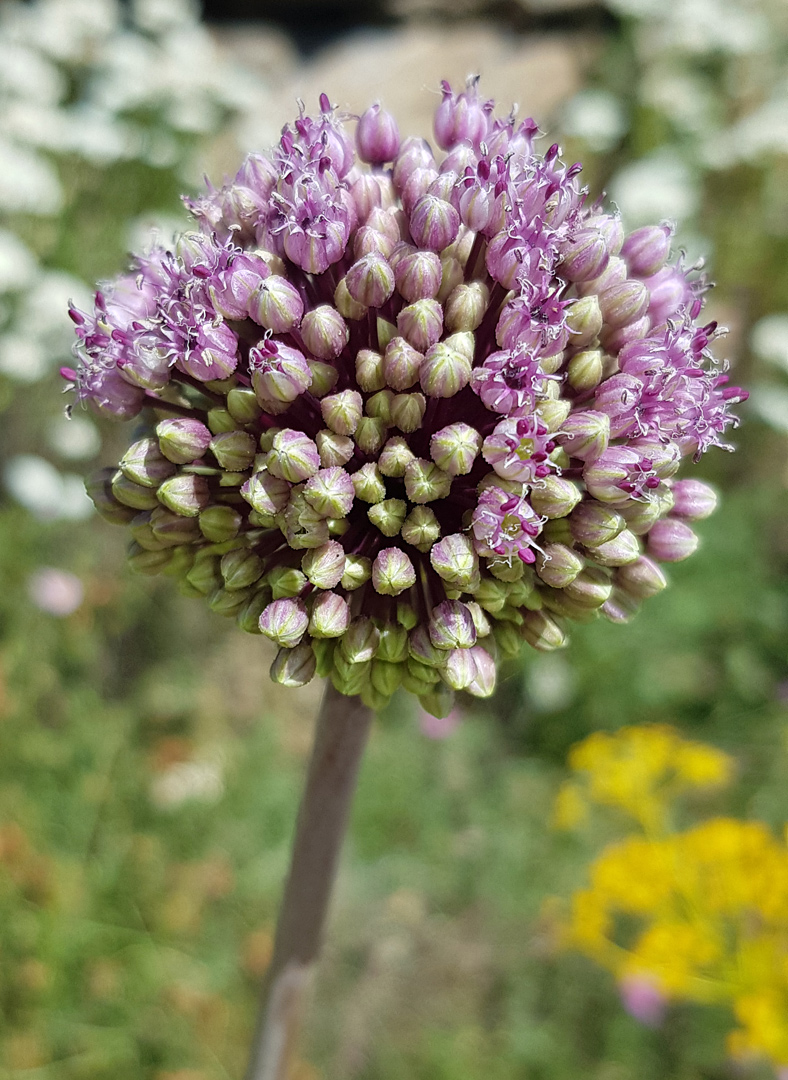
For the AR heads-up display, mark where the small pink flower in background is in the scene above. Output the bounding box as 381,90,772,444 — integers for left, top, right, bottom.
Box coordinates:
28,568,84,617
619,974,667,1027
419,706,462,740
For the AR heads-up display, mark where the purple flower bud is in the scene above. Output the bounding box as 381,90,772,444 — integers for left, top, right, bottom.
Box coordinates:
302,540,346,588
397,298,443,352
647,518,699,562
401,168,438,216
589,529,641,567
345,253,396,310
355,348,385,392
353,226,396,261
430,422,481,476
259,598,309,648
266,429,320,482
560,230,610,282
570,501,625,547
622,224,672,278
210,252,270,320
670,479,718,520
563,566,613,609
599,314,651,353
434,78,492,151
430,533,478,588
404,458,451,504
249,276,304,333
320,389,363,436
356,103,400,164
615,556,667,599
368,498,408,538
467,645,496,697
408,195,460,253
583,447,658,505
394,249,442,303
558,410,610,463
383,336,424,391
598,280,650,329
586,211,624,256
300,305,349,360
157,473,211,518
420,341,472,398
303,466,355,518
429,600,477,650
250,340,311,409
392,137,435,193
241,471,290,518
314,430,353,469
308,591,350,639
577,255,627,298
121,438,176,488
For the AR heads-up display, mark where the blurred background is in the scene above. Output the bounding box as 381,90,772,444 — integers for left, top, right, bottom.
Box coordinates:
0,0,787,1077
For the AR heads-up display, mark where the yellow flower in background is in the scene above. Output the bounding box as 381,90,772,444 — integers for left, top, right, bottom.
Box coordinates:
555,725,788,1076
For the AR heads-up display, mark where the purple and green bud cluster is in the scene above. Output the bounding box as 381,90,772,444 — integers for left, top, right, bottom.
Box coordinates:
68,79,746,717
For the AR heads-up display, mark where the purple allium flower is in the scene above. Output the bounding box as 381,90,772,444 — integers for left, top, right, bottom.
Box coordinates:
70,79,747,717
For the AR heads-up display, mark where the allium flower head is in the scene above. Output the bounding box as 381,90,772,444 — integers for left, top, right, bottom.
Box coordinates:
68,80,746,717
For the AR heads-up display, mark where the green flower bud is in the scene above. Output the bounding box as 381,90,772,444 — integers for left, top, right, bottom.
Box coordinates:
156,418,212,464
389,393,426,435
320,390,363,436
563,565,613,609
84,468,137,524
128,543,172,575
443,648,477,690
376,316,397,349
570,501,626,547
396,600,419,631
129,511,165,551
444,280,489,332
221,547,264,590
157,473,210,517
307,360,339,399
418,686,455,720
530,476,582,519
493,620,522,660
402,665,439,696
341,554,372,591
618,495,663,536
488,557,524,582
207,407,241,434
615,556,667,600
360,684,391,712
383,337,423,391
355,348,385,392
268,565,308,599
430,533,478,589
121,437,176,488
465,601,491,638
521,609,567,651
371,659,403,697
309,591,351,638
150,505,201,546
331,657,372,697
372,547,417,595
602,589,641,624
241,471,290,520
270,643,316,687
259,597,309,647
408,626,445,668
472,576,509,613
437,255,464,303
316,429,355,468
351,462,386,503
378,436,415,478
397,298,443,352
539,587,597,622
340,616,380,663
303,466,355,519
334,277,368,321
535,544,584,589
354,416,388,454
210,430,256,472
251,275,304,333
365,389,394,423
535,399,572,433
420,341,472,398
566,295,603,346
429,600,477,650
368,498,408,537
404,458,451,504
375,622,409,663
185,551,221,595
401,505,441,552
589,529,641,567
227,386,262,424
567,348,604,392
111,469,161,511
199,504,242,542
312,638,336,678
209,586,252,617
301,540,346,589
429,422,481,476
558,410,610,462
237,588,271,634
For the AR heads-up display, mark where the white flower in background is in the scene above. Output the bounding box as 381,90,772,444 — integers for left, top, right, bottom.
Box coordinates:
561,89,628,151
47,415,101,461
150,760,225,810
0,137,63,215
4,454,94,521
28,567,85,616
609,150,700,226
750,315,788,374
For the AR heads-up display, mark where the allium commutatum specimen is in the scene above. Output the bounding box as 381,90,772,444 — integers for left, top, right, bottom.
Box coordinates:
67,80,746,718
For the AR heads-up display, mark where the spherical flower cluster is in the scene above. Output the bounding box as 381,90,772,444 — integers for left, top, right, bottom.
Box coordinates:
67,80,747,717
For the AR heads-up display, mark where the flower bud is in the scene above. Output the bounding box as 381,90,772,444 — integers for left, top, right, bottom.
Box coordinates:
334,277,368,321
371,659,404,697
430,533,478,588
199,504,242,542
401,168,437,216
269,565,308,599
354,229,394,263
563,565,613,608
590,529,641,567
157,473,210,517
429,422,481,476
304,467,355,518
355,348,385,392
444,281,490,333
346,253,395,309
351,463,385,504
241,471,290,519
270,643,316,687
670,479,718,521
356,102,400,163
577,254,627,297
221,547,264,590
157,418,212,465
340,616,381,663
372,547,417,596
266,429,320,482
250,276,304,332
259,598,309,648
128,544,173,574
341,554,372,591
355,416,388,454
420,341,472,398
309,590,351,638
320,389,363,436
298,305,349,361
121,438,176,488
316,429,354,468
378,436,415,478
429,600,477,650
331,656,372,697
529,476,582,519
565,295,603,348
366,390,394,424
409,194,460,252
407,626,444,669
207,407,241,434
210,430,256,472
397,299,443,352
615,556,667,599
368,498,408,537
223,387,260,426
567,349,604,392
466,645,496,697
186,551,221,595
301,540,346,588
558,410,610,462
647,518,699,562
404,458,451,504
440,648,475,691
394,249,442,302
560,229,610,282
383,337,424,391
418,686,456,720
84,468,137,524
570,501,625,547
521,609,567,651
618,496,662,536
237,589,271,634
401,506,441,552
598,280,650,329
602,589,641,624
621,224,672,278
535,544,584,588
